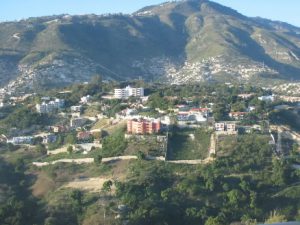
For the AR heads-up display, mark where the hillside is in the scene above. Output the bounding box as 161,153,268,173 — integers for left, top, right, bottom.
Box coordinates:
1,0,300,92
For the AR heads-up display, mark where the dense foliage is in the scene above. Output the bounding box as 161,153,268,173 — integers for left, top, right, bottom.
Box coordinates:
115,135,300,225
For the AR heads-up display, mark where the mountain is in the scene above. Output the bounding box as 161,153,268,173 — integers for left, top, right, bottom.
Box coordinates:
1,0,300,93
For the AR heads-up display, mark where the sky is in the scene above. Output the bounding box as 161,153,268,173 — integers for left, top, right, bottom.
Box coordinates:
1,0,300,27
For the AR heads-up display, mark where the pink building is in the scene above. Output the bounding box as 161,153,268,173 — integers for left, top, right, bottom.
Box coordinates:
127,119,161,135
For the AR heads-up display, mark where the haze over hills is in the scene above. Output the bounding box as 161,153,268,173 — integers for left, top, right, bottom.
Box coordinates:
1,0,300,92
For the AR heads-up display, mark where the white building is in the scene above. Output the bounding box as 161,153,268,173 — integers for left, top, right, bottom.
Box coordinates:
215,123,236,132
258,95,275,102
215,123,225,131
80,95,91,104
114,86,144,99
71,105,83,113
7,136,34,145
36,98,65,113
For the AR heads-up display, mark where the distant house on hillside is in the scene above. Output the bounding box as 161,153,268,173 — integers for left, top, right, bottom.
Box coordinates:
36,98,65,113
80,95,92,104
42,134,57,144
229,112,248,120
7,136,34,145
258,222,300,225
238,93,254,99
258,95,275,102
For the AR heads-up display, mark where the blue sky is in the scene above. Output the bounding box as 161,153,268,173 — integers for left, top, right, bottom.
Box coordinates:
1,0,300,27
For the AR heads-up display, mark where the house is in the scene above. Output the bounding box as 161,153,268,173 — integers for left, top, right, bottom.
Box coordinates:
127,118,161,135
278,96,300,103
7,136,34,145
77,131,93,142
70,117,87,128
240,125,262,134
215,123,225,131
71,105,83,113
80,95,92,104
238,93,254,99
247,106,256,112
52,125,68,133
229,112,248,120
116,108,138,119
226,123,236,132
215,123,236,132
36,98,65,113
114,86,144,99
42,134,57,144
177,108,208,123
258,95,275,102
258,222,300,225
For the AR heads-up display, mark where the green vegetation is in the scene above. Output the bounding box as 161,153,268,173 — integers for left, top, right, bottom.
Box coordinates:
125,136,166,157
113,134,300,225
100,129,127,157
0,158,41,225
0,106,50,130
270,109,300,131
0,79,300,225
168,128,211,160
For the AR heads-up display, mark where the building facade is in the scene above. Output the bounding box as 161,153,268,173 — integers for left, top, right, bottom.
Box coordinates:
114,86,144,99
127,119,161,135
36,98,65,113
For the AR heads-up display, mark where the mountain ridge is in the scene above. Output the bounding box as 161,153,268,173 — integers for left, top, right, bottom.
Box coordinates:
0,0,300,93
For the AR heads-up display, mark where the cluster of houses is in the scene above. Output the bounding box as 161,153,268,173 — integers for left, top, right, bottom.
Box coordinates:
5,85,299,148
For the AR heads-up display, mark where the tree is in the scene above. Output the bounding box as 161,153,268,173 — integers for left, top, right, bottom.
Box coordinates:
271,158,288,186
227,189,246,209
213,103,227,121
35,143,47,155
94,154,102,165
67,146,73,154
65,133,77,145
70,190,83,214
102,180,113,194
205,216,223,225
136,151,145,160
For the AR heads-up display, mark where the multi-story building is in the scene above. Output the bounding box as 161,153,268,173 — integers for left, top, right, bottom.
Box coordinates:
215,123,236,132
114,86,144,99
215,123,225,131
127,119,161,135
36,98,65,113
226,123,236,132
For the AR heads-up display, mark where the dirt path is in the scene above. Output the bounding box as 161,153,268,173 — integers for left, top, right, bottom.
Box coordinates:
33,156,138,167
64,177,114,193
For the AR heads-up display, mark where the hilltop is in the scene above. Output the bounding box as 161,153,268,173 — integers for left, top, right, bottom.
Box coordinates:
0,0,300,93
